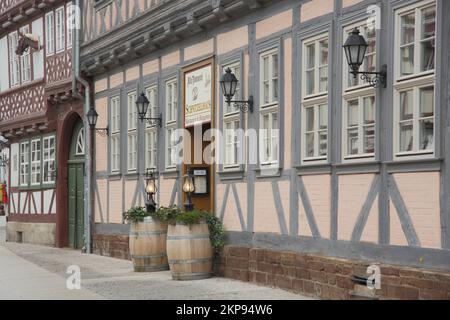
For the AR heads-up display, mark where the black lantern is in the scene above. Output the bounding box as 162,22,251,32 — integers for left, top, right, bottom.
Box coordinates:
343,28,368,74
343,28,387,88
86,108,109,136
219,68,254,113
145,168,158,213
136,92,162,127
183,167,195,211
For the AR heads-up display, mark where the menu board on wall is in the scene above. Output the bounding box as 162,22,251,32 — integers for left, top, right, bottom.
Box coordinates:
184,64,212,127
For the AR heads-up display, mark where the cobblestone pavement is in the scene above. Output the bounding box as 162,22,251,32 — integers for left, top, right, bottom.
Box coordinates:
0,242,313,300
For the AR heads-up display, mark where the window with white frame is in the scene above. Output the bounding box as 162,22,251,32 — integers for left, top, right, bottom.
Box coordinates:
166,79,177,123
165,79,178,169
43,136,56,183
127,91,137,171
110,96,121,172
301,33,329,163
223,62,242,168
145,86,158,169
394,1,436,158
302,103,328,159
259,49,279,166
66,3,73,49
303,36,328,97
344,96,375,157
75,127,85,156
20,25,31,83
30,139,41,185
20,142,29,186
55,7,65,52
166,127,178,169
9,32,19,86
342,22,377,160
45,12,55,55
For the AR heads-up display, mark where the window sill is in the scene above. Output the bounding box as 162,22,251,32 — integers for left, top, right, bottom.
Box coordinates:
161,170,178,179
295,163,331,175
255,166,282,179
217,169,245,181
108,173,122,180
386,158,442,173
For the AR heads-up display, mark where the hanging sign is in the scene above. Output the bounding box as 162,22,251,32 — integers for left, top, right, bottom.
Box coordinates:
184,64,212,127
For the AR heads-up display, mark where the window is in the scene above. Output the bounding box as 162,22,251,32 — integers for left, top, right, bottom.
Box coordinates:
303,36,328,96
344,96,375,157
66,3,73,49
345,23,376,88
20,26,31,83
145,86,158,169
222,62,242,169
45,12,54,55
75,128,85,155
110,96,120,172
166,127,178,169
9,32,19,86
301,33,329,163
394,1,436,158
302,104,328,160
30,139,41,185
260,112,279,165
166,79,177,123
342,22,377,160
43,136,56,183
398,3,435,77
127,92,137,171
20,142,29,186
55,7,65,52
260,49,278,106
165,79,178,169
259,49,279,167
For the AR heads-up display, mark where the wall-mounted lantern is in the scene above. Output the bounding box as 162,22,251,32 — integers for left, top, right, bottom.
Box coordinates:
343,28,387,88
182,167,195,212
136,92,162,127
145,168,158,213
86,108,109,137
220,68,254,113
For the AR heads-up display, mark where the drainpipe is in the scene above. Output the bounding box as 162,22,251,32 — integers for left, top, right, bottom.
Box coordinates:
72,0,93,254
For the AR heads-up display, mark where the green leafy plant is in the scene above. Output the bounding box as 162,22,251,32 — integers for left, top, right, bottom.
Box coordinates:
123,206,150,223
151,206,182,222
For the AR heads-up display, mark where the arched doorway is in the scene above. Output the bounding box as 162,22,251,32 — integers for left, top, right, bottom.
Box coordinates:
67,120,85,248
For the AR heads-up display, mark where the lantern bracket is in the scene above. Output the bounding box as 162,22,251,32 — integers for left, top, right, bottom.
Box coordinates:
351,64,387,89
139,113,162,128
225,95,254,113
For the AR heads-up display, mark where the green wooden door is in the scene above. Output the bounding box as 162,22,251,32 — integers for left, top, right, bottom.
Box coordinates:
68,120,85,249
68,163,84,249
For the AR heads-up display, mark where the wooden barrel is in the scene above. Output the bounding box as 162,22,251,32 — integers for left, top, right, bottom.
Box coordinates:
166,221,213,280
129,216,169,272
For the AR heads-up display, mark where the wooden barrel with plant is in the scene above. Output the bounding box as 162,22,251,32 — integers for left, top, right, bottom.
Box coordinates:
124,207,169,272
167,221,212,280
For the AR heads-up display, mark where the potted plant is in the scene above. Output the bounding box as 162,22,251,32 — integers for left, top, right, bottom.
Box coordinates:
123,206,169,272
166,209,225,280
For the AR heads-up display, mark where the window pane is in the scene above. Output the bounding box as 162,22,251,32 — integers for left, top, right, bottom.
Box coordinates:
363,96,375,124
319,104,327,130
306,44,315,69
319,40,328,66
420,87,434,117
319,131,327,156
347,128,358,155
401,45,414,76
305,107,314,131
319,66,328,92
401,13,415,45
419,119,434,150
306,133,314,157
400,90,413,120
364,125,375,154
347,100,359,127
306,70,315,95
421,6,436,40
271,113,278,161
421,39,435,71
400,122,413,152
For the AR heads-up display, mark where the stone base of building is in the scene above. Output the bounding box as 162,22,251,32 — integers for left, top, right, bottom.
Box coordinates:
6,222,56,246
215,245,450,300
92,223,131,260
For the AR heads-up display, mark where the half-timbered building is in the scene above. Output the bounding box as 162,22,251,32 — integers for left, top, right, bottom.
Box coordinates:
0,0,87,248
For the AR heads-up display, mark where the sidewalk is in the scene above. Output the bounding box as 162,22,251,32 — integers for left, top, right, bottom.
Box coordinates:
0,242,313,300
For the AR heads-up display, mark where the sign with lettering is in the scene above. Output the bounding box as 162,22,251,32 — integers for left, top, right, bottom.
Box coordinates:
184,64,212,127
